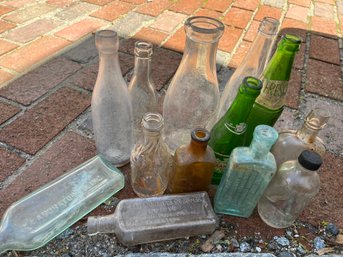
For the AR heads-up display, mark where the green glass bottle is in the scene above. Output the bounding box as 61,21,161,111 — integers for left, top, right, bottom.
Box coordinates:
208,76,262,185
244,34,302,145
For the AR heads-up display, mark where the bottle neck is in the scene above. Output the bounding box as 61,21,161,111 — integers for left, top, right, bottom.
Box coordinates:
143,129,162,144
98,52,121,75
87,214,117,235
296,122,320,143
249,138,270,159
188,139,208,154
132,56,152,83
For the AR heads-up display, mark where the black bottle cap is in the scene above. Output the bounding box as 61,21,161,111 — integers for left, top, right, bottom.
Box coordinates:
298,150,322,171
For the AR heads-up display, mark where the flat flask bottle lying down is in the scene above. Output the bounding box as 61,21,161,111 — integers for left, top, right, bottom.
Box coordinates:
87,192,218,246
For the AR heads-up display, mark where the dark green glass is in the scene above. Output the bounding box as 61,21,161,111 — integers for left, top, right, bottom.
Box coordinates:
244,34,302,145
209,76,262,185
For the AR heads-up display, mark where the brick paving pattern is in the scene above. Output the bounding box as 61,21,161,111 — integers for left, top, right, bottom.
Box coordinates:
0,0,342,255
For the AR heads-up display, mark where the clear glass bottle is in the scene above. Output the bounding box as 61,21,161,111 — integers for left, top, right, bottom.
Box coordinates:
87,192,217,246
272,108,329,167
0,156,124,254
258,150,322,228
214,125,278,218
211,17,279,128
163,16,224,153
244,34,302,145
208,76,262,185
128,41,158,144
168,128,216,193
91,30,133,167
130,112,172,197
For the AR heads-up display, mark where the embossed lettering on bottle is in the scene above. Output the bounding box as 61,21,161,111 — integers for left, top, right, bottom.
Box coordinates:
255,79,288,110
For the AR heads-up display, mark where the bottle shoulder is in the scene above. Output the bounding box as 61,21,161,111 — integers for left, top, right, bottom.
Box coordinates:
230,147,276,170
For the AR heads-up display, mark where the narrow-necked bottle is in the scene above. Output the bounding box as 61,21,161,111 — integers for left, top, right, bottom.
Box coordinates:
168,128,216,193
91,30,133,167
244,34,302,145
272,108,329,167
214,125,278,218
210,17,279,128
208,76,262,185
130,113,172,197
128,41,158,144
258,150,322,228
163,16,224,153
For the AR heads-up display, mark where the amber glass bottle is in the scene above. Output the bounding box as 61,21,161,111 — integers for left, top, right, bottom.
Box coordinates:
168,128,216,193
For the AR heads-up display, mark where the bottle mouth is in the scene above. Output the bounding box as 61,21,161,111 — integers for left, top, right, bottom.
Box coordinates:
258,17,280,36
241,76,263,95
142,112,164,132
95,30,118,54
191,128,211,142
305,108,330,130
185,16,224,43
134,41,153,58
253,125,279,146
278,34,302,52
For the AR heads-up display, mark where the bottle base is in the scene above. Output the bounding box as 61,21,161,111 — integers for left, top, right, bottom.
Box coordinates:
214,205,252,218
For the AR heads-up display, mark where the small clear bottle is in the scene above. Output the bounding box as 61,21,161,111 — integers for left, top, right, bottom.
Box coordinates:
0,156,124,254
271,108,329,167
128,41,158,144
87,192,217,246
91,30,133,167
258,150,322,228
212,17,279,127
214,125,278,218
168,128,216,193
130,113,172,197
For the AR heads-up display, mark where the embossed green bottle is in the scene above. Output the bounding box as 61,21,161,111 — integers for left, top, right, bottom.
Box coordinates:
244,34,301,145
208,77,262,185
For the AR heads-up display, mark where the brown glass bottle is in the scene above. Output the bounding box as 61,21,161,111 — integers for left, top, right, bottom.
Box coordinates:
168,128,216,193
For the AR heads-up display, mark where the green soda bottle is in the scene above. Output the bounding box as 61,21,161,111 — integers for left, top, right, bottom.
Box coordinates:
244,34,302,145
208,77,262,185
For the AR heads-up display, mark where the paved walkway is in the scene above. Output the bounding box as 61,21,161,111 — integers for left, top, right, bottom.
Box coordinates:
0,0,342,256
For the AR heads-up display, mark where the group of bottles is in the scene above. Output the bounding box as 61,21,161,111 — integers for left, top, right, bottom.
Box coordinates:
91,16,330,229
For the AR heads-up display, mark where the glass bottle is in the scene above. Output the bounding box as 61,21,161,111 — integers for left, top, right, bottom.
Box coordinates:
244,34,302,145
130,112,172,197
208,76,262,185
0,156,124,254
163,16,224,153
214,125,278,218
87,192,217,246
91,30,133,167
258,150,322,228
211,17,279,128
128,41,158,144
272,108,329,167
168,128,216,193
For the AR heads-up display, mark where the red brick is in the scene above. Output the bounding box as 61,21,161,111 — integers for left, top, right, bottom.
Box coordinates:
232,0,259,11
0,69,14,85
90,1,134,21
285,4,309,23
136,0,172,17
228,40,251,68
163,27,186,53
285,68,301,109
311,16,338,36
133,27,168,46
0,148,25,183
309,34,340,65
55,19,106,42
0,101,20,125
0,19,16,34
121,0,144,4
0,132,96,217
204,0,232,12
2,0,36,8
244,20,259,42
82,0,112,5
288,0,311,7
314,2,334,19
55,2,99,20
194,8,222,19
0,36,70,72
218,26,242,53
0,87,91,154
5,18,61,43
0,57,81,105
317,0,336,4
293,41,305,69
149,11,187,33
223,7,253,29
0,39,18,55
254,5,282,21
0,4,15,15
169,0,204,15
306,58,342,101
280,17,308,30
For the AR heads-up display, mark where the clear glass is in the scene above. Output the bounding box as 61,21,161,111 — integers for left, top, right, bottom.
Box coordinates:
214,125,278,218
91,30,133,167
208,77,262,185
168,128,216,193
258,150,322,228
128,41,158,145
163,16,224,153
210,17,279,128
0,156,125,254
130,113,172,197
87,192,217,246
272,108,329,167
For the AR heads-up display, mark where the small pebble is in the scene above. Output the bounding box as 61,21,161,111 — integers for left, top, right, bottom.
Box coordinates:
286,230,293,238
239,242,251,252
294,234,300,238
314,236,325,250
275,236,290,247
255,246,262,253
297,245,307,255
231,238,240,248
268,241,279,250
277,251,294,257
326,223,339,236
216,244,223,251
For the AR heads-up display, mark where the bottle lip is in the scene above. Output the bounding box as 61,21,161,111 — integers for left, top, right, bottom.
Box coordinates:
258,17,280,36
134,41,153,58
184,16,224,43
142,112,164,132
253,125,279,145
95,29,118,54
305,108,330,130
191,128,211,143
95,29,117,39
243,76,263,90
